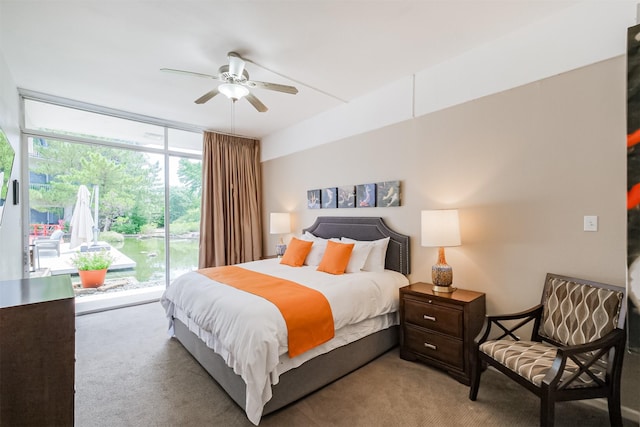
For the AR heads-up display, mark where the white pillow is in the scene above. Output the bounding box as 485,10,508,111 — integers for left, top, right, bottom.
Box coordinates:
301,231,336,266
344,241,373,273
305,240,328,266
301,231,320,241
342,236,390,272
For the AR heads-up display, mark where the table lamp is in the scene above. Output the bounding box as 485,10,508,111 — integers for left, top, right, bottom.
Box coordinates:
270,212,291,257
421,209,461,292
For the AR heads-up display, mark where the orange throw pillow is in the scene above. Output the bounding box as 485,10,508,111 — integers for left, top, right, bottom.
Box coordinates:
280,237,314,267
317,240,355,275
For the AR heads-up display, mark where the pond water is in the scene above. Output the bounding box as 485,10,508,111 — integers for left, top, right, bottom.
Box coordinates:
106,236,199,285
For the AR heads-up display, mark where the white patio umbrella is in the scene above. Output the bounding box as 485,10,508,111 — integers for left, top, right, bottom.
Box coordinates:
69,185,94,249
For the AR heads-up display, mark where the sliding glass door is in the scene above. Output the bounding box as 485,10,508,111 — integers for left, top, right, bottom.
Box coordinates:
168,156,202,281
22,94,202,307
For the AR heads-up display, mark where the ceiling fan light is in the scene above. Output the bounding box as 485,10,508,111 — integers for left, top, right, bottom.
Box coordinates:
219,83,249,100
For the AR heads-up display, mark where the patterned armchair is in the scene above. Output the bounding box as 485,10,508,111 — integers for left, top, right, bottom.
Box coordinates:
469,273,627,427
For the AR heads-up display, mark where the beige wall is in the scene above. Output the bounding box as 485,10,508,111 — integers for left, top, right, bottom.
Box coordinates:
262,56,627,315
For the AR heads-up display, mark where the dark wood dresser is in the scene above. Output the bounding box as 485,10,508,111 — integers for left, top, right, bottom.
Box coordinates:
399,282,485,385
0,275,75,426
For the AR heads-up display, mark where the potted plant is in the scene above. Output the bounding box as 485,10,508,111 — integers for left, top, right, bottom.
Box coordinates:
71,250,115,288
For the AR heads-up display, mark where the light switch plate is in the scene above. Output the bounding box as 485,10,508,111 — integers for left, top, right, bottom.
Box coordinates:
584,215,598,232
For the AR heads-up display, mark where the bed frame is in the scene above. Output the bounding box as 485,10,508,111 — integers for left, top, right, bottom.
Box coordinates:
172,216,410,417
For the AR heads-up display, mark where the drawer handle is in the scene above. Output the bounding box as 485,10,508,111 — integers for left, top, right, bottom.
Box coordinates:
424,342,437,350
423,315,436,322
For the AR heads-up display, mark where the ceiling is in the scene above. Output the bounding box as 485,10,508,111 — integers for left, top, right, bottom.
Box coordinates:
0,1,583,139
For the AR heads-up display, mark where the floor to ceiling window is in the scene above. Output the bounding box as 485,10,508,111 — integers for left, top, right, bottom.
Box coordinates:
21,92,202,312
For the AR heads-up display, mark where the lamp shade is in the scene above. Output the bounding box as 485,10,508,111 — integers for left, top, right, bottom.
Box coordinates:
421,209,461,247
270,212,291,234
218,83,249,100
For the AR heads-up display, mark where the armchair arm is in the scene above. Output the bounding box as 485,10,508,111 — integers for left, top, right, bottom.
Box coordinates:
475,304,544,345
542,328,626,390
558,328,626,356
33,238,60,245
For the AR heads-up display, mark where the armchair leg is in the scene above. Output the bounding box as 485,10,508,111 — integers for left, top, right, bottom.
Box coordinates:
540,395,554,427
607,395,623,427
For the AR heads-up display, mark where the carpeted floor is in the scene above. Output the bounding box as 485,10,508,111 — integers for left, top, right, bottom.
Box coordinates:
75,302,639,427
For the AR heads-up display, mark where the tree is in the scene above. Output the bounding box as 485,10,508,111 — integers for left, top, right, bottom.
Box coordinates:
177,158,201,194
29,140,163,231
170,158,201,224
168,187,192,223
0,131,15,205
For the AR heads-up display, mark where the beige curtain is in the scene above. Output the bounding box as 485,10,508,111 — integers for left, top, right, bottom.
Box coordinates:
199,132,262,268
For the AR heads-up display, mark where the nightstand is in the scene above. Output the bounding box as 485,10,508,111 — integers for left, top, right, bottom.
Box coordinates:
399,282,486,385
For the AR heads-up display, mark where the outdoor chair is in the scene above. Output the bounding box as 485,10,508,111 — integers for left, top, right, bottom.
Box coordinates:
34,229,64,257
469,273,627,427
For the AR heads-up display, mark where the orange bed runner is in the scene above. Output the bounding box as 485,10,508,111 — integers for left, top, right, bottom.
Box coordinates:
198,265,335,358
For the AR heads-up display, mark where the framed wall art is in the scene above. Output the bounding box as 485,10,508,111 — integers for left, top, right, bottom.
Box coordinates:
337,186,355,208
307,180,401,210
307,189,321,209
356,183,376,208
376,180,400,207
322,187,337,209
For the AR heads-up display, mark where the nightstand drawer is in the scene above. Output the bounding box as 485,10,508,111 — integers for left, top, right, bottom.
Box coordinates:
404,324,463,369
404,298,463,338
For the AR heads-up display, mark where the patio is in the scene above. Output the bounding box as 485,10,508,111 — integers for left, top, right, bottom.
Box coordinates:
29,240,166,313
34,241,136,275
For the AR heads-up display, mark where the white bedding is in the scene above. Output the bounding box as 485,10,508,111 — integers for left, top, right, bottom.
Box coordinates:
160,258,408,425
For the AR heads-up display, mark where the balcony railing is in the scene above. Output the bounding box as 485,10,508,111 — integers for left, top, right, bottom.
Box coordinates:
30,223,60,237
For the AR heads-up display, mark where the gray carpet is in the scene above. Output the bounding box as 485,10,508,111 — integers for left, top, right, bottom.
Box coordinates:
75,302,638,427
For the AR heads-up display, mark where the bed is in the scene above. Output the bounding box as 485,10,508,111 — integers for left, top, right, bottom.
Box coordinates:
161,216,410,424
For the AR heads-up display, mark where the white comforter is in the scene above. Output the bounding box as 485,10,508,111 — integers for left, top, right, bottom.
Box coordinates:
160,259,408,425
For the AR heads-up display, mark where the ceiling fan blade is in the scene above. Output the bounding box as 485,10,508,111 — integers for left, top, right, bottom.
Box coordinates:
246,80,298,95
245,93,268,112
227,52,246,78
194,89,219,104
160,68,218,80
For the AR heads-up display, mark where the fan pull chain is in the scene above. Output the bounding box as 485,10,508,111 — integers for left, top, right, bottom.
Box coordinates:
230,100,235,135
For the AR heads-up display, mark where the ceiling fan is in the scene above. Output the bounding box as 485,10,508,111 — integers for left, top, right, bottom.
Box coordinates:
161,52,298,112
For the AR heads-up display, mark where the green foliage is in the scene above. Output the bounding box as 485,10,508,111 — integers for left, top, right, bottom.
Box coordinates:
140,223,157,236
111,205,150,234
29,139,202,235
170,221,199,236
111,217,139,234
71,250,115,271
177,158,202,194
99,231,124,244
128,205,149,232
169,159,201,224
0,130,15,202
176,207,200,224
149,205,164,228
168,187,193,222
29,140,162,231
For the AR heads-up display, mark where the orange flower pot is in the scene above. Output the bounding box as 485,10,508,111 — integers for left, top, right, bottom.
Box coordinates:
78,269,107,288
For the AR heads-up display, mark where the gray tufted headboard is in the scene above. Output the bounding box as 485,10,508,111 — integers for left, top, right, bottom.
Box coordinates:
302,216,410,275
